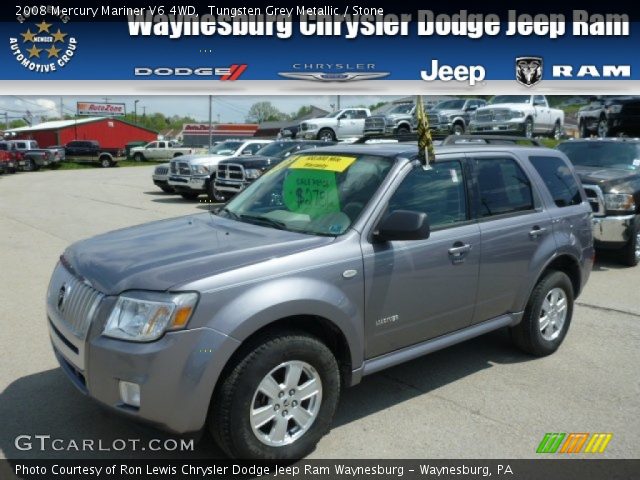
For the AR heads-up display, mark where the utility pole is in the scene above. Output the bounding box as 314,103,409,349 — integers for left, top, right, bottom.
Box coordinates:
208,95,213,151
134,99,139,124
103,97,110,103
142,106,146,117
337,95,341,110
4,112,8,130
60,98,63,119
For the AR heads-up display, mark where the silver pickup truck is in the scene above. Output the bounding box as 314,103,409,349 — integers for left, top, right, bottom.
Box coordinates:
47,142,593,460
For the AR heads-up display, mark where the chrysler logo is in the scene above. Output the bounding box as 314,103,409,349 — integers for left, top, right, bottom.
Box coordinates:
57,284,68,310
278,72,389,82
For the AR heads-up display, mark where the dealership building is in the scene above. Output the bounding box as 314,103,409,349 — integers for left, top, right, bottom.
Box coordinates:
5,117,157,148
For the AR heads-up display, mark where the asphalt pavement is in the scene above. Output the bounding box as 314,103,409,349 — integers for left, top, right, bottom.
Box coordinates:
0,166,638,460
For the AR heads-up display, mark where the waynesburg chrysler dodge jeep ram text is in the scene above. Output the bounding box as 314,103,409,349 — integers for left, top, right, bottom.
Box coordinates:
47,144,593,459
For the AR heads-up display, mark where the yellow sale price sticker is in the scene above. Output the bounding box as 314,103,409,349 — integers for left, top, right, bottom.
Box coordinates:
290,155,357,173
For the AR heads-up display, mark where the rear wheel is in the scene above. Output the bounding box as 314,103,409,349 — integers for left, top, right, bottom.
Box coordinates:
579,121,590,138
551,121,563,140
133,152,145,162
99,157,113,168
619,222,640,267
210,332,340,460
510,271,574,356
317,128,336,142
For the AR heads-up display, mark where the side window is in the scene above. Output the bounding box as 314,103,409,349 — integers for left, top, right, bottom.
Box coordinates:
242,144,261,155
353,110,368,119
529,156,582,207
475,157,534,217
533,95,546,106
388,160,468,230
147,142,157,148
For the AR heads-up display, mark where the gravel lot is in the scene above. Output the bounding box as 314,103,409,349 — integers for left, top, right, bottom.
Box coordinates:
0,167,639,460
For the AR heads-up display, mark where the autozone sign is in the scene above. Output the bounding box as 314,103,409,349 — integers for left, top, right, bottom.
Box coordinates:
77,102,126,116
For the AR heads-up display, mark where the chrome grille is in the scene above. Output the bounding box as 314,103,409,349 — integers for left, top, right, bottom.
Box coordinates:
155,166,169,175
47,262,104,339
217,163,245,180
365,117,386,130
475,109,510,122
583,184,605,216
178,162,191,175
170,161,177,174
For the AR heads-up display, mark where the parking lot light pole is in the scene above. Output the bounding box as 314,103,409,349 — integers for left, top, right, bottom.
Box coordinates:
134,100,139,124
208,95,213,152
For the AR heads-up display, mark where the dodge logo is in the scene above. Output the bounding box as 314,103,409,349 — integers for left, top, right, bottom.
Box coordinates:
516,57,543,87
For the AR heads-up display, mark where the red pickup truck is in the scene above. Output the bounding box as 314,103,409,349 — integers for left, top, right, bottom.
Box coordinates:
0,141,19,174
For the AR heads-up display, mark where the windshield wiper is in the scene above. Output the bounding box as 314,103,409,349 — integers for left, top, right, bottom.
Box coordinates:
217,207,240,220
239,214,287,230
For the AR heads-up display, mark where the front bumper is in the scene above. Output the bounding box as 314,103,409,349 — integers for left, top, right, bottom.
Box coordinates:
168,175,207,193
592,214,636,246
468,120,525,134
214,179,250,194
302,131,319,139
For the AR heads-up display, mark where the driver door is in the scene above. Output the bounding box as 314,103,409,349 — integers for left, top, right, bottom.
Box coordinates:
361,157,481,358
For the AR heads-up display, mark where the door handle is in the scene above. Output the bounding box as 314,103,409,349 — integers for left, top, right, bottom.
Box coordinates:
529,226,547,239
448,243,472,258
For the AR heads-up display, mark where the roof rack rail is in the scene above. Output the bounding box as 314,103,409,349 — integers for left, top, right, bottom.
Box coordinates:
442,135,542,146
354,132,418,144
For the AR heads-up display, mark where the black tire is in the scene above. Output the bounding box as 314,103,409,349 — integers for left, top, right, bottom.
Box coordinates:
210,332,340,460
23,158,38,172
207,180,228,203
133,152,145,162
523,118,534,139
452,123,465,135
619,221,640,267
180,192,200,200
99,157,112,168
597,117,609,138
510,271,574,357
317,128,336,142
160,186,175,193
396,125,411,135
579,121,590,138
550,121,563,141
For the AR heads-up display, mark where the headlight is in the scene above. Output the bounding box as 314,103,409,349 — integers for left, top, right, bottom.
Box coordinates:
438,114,449,123
604,193,635,212
607,104,623,114
509,111,526,119
191,165,209,175
103,291,198,342
244,168,263,179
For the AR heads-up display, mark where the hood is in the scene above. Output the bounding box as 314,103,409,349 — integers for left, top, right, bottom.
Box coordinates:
174,154,232,166
303,117,334,126
219,155,277,169
64,213,333,295
573,165,640,189
431,108,463,115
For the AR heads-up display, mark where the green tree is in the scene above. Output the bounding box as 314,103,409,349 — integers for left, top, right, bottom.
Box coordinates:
246,102,284,123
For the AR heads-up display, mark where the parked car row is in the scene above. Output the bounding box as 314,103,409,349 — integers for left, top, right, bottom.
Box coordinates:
0,139,63,173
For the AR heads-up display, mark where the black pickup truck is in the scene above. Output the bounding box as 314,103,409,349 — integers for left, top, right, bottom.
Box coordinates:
557,138,640,266
577,96,640,138
61,140,124,168
210,140,335,202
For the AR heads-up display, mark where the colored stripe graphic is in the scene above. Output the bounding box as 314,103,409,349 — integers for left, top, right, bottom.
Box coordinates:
560,433,589,453
584,433,613,453
221,64,247,81
536,433,565,453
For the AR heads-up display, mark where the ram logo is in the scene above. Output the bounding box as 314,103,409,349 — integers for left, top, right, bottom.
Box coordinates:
516,57,543,87
552,65,631,78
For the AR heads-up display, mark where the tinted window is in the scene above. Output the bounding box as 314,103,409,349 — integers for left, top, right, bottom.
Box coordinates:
557,142,640,170
475,157,534,217
388,161,467,230
353,110,368,119
530,156,582,207
534,95,546,106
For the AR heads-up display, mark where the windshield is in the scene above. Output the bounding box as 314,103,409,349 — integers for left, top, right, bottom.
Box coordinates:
434,100,466,110
388,104,414,114
557,142,640,170
220,153,395,236
255,142,299,157
209,141,243,154
324,111,342,118
490,96,531,105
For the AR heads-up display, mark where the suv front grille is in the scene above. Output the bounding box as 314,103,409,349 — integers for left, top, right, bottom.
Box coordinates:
365,117,386,131
155,166,169,175
582,184,605,216
178,162,191,175
170,161,177,174
217,163,245,181
47,263,104,339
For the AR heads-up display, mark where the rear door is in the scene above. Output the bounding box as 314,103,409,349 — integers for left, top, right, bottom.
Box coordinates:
469,153,555,324
361,156,481,358
533,95,551,132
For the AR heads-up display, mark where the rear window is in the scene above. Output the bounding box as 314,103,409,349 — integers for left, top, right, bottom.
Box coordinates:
557,142,640,170
529,156,582,208
473,157,534,217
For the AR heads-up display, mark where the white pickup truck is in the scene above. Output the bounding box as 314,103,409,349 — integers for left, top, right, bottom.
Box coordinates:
299,108,371,141
468,95,565,140
130,140,194,161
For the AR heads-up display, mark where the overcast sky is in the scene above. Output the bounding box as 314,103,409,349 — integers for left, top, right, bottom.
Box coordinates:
0,95,405,124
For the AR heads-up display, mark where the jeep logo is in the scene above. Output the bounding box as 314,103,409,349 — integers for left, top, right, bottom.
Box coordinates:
420,60,485,86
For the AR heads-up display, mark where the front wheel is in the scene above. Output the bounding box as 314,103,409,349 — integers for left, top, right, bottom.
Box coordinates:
23,158,38,172
317,128,336,142
619,222,640,267
396,125,411,135
207,181,229,203
452,123,465,135
133,152,145,162
551,122,563,141
597,118,609,138
210,332,340,460
510,271,574,356
99,157,113,168
523,118,534,139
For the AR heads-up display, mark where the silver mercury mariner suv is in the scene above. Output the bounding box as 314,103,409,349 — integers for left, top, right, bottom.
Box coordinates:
47,141,594,459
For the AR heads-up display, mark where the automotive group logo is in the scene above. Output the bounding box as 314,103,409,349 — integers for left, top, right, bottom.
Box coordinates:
516,56,543,87
9,15,78,73
278,63,389,82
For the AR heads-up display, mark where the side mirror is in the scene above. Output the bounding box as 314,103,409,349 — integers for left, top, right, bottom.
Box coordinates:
374,210,430,242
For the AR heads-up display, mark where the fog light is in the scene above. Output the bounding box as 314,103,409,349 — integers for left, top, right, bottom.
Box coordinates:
119,381,141,408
